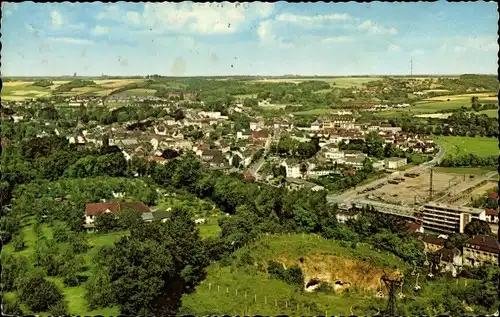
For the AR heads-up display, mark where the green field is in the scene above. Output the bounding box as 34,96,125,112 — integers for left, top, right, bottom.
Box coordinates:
293,108,335,116
434,167,497,175
434,136,498,158
477,109,498,118
122,88,157,96
181,234,406,316
250,77,382,88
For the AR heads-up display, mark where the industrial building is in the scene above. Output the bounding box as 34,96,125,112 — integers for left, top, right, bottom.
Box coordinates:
420,202,486,233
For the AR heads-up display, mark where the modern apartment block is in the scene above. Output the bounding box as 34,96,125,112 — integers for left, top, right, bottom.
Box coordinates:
420,202,486,233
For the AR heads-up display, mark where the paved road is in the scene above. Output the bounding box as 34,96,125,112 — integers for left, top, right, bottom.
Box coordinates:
327,145,445,204
247,129,278,179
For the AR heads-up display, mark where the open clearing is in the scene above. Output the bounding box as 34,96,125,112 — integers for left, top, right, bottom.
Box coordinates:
94,79,146,88
293,108,335,116
434,136,498,158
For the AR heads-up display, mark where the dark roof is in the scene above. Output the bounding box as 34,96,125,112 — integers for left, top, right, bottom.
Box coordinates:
416,233,446,246
485,209,498,216
153,210,170,220
488,192,498,199
465,235,500,254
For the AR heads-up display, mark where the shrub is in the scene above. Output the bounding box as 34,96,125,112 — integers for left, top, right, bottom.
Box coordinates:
315,282,333,294
19,273,64,312
12,234,25,251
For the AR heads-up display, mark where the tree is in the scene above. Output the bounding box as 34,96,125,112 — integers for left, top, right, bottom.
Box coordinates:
445,233,469,249
94,212,119,233
19,272,64,313
0,215,20,244
162,148,180,160
1,254,30,291
117,206,143,229
171,108,185,121
464,219,492,236
12,232,25,251
85,269,116,310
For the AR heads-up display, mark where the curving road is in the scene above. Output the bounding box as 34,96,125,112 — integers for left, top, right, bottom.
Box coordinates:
327,145,446,205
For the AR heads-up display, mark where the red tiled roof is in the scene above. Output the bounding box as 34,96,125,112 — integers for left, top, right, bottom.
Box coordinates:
85,202,151,216
85,203,120,216
485,209,498,216
488,192,499,199
465,235,500,254
407,222,421,232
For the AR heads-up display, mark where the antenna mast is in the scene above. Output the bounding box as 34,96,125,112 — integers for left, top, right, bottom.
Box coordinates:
410,57,413,76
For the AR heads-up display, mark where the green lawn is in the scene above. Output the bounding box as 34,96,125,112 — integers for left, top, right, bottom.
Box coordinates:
198,215,222,239
434,136,498,158
122,88,157,96
477,109,498,118
293,108,335,116
434,167,497,175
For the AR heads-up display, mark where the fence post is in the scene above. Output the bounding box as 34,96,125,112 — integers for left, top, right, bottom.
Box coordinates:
209,283,211,290
226,287,229,293
245,291,247,299
236,289,238,296
275,299,277,306
254,294,257,303
217,285,220,292
285,301,288,308
265,296,267,304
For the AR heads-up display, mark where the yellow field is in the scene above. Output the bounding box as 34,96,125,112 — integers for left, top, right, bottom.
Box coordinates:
3,81,35,87
95,79,146,88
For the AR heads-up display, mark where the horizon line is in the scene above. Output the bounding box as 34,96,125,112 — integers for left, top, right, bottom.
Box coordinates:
2,73,497,78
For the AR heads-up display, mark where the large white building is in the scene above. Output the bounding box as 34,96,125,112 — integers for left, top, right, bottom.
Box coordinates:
420,202,486,233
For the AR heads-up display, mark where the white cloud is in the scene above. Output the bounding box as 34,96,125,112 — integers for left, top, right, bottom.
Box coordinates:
127,11,141,25
48,37,94,45
3,2,18,16
257,20,275,42
439,36,497,53
142,2,250,35
322,36,353,44
51,10,63,28
276,13,354,25
97,5,120,20
388,43,401,52
359,20,397,35
91,25,109,36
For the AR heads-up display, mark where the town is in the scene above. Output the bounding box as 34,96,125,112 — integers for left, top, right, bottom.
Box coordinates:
1,2,498,317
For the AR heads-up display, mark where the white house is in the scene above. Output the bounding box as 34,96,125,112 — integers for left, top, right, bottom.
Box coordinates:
385,157,407,169
281,159,302,178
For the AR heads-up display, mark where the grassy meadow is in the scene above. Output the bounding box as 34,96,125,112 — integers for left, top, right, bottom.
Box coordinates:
434,136,498,158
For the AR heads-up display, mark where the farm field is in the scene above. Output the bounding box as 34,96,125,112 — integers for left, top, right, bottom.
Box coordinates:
434,167,497,175
250,77,382,88
477,109,498,118
122,88,157,96
2,79,148,100
426,92,497,102
293,108,335,116
434,136,498,158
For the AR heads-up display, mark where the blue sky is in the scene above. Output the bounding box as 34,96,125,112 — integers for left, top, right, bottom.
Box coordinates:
2,1,498,76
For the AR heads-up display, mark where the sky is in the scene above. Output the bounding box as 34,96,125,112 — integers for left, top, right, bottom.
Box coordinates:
1,1,498,76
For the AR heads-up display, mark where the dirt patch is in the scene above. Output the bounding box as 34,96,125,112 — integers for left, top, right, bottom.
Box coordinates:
279,254,401,294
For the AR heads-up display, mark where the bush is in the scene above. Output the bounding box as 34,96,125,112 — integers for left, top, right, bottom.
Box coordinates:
285,265,305,288
315,282,333,294
12,233,25,251
49,299,68,316
2,296,23,315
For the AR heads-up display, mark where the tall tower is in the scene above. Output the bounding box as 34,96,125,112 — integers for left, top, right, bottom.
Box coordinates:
410,58,413,76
